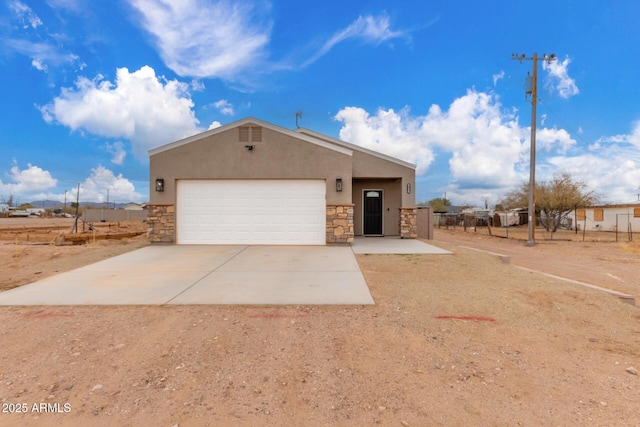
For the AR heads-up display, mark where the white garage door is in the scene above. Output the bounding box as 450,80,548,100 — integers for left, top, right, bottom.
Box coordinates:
177,180,326,245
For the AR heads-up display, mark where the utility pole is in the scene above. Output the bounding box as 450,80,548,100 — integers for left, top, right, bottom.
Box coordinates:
512,52,556,246
73,183,80,233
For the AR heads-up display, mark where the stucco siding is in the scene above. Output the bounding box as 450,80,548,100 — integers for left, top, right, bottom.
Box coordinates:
352,179,402,236
351,150,415,208
150,125,353,205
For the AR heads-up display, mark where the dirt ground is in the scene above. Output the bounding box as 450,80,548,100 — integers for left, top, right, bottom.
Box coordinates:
0,218,149,292
1,221,639,426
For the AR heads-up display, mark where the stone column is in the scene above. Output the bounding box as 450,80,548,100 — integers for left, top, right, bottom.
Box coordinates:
326,204,355,244
146,204,175,243
399,207,417,239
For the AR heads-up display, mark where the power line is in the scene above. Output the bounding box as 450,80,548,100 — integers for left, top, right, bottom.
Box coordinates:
511,52,557,247
536,98,592,148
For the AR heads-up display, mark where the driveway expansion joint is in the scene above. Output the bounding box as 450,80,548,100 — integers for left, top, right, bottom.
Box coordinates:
163,246,250,305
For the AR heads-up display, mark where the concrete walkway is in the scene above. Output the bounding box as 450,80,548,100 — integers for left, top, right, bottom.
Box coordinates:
351,237,452,254
0,238,450,306
0,245,374,306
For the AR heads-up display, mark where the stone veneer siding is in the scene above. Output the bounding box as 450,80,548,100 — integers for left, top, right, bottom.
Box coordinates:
399,207,418,239
326,204,355,244
147,204,175,243
148,203,355,245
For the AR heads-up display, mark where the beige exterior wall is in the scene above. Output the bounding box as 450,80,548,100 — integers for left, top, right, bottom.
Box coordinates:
83,208,147,222
352,179,403,236
417,207,434,239
149,118,418,244
351,151,415,208
297,128,416,208
350,152,415,236
150,124,353,206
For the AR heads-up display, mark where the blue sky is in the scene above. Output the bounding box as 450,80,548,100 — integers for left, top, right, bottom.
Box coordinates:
1,0,640,207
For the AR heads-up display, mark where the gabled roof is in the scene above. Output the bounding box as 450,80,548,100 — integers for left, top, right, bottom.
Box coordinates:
580,203,640,209
149,117,353,157
295,128,416,170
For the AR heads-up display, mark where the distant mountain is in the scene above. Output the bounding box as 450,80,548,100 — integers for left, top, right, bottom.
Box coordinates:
27,200,147,209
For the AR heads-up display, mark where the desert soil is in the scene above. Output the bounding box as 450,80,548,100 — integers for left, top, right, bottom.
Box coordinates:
1,220,639,426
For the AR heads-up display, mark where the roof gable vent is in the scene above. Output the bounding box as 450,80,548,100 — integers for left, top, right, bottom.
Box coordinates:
251,126,262,142
239,126,262,142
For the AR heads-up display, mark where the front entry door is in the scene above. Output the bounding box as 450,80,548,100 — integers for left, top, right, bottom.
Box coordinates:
363,190,383,235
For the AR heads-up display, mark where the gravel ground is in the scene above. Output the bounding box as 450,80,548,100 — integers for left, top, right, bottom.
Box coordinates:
1,227,639,426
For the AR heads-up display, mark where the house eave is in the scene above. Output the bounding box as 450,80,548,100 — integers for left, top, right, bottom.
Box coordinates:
148,117,353,157
295,128,417,170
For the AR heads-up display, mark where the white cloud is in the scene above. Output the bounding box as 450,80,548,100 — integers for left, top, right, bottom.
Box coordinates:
543,57,579,98
9,1,43,29
4,39,82,73
0,163,57,199
1,164,145,204
492,70,505,86
105,141,127,165
334,89,640,204
212,99,234,116
76,165,144,203
208,121,222,130
335,90,527,189
39,65,202,157
546,152,640,204
304,13,408,67
338,99,640,204
127,0,272,80
335,106,435,175
561,120,640,202
190,80,205,92
45,0,83,12
31,59,48,72
5,2,85,73
536,127,576,154
597,120,640,149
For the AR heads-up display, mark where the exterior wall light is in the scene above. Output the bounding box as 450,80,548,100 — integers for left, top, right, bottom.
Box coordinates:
155,178,164,192
406,183,411,194
336,178,343,192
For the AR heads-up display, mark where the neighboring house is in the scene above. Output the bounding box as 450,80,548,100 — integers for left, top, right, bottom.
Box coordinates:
123,203,144,211
8,207,29,217
493,210,521,227
147,117,417,245
0,204,8,213
26,208,45,216
569,203,640,232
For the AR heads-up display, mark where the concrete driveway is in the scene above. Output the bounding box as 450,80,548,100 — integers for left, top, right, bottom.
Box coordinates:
0,238,449,306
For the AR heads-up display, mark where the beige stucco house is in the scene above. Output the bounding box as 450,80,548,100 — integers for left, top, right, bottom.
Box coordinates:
147,117,417,245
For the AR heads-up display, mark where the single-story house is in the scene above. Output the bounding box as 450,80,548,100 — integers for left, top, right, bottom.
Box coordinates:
569,203,640,232
147,117,417,245
123,203,145,211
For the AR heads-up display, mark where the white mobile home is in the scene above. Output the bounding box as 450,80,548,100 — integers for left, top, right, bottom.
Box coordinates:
569,204,640,233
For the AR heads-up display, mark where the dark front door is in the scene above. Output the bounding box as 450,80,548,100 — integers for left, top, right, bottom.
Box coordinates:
363,190,383,235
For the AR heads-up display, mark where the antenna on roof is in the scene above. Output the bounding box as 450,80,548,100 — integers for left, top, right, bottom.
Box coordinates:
295,110,303,128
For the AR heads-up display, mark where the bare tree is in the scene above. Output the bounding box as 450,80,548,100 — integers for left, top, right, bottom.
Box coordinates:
499,173,599,234
1,195,15,206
